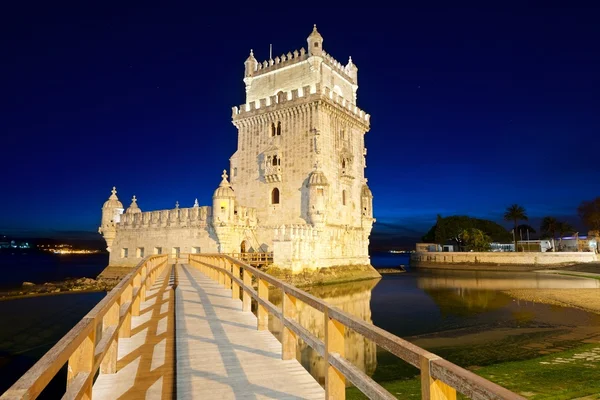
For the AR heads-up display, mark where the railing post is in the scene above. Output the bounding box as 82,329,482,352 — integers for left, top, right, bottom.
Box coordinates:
325,308,345,400
218,258,225,286
282,290,297,360
232,263,240,302
140,264,147,302
224,260,232,289
420,354,456,400
119,282,133,338
242,268,251,312
67,320,96,399
132,272,142,316
257,278,269,330
100,301,120,374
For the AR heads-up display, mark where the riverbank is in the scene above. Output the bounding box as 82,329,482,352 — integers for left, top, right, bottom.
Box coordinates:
0,277,119,300
504,288,600,314
411,251,598,270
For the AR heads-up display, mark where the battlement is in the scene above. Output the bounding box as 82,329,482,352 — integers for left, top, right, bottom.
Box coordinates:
250,48,355,84
231,83,370,125
118,206,212,229
253,47,309,77
321,51,355,83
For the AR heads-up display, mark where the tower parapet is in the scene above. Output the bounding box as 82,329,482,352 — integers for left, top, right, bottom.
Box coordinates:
231,84,370,126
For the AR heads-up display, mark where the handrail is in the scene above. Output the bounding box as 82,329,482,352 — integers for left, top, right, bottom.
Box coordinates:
189,253,525,400
226,252,273,264
0,254,169,400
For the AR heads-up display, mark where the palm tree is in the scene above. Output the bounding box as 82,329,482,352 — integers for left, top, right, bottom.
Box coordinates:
557,221,574,251
504,204,528,251
540,216,558,251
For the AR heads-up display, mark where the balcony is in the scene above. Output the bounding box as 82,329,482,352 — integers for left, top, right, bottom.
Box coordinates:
264,165,282,183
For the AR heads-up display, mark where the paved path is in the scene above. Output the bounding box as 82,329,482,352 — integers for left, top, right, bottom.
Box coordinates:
93,264,324,399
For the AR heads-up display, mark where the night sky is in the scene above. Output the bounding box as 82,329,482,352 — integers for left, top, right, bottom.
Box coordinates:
2,3,599,244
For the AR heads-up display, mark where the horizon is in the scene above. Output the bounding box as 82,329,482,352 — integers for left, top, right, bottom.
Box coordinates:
2,3,598,243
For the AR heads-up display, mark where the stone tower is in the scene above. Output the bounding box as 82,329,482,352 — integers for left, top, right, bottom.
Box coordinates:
230,25,373,230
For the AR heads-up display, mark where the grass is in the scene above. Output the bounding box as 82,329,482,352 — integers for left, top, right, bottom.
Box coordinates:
347,343,600,399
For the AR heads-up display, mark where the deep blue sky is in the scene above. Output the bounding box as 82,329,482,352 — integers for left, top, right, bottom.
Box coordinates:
1,2,599,242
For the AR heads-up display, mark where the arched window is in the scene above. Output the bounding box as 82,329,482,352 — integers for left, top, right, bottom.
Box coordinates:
272,155,278,166
342,190,347,206
341,159,346,169
271,123,276,137
271,188,280,204
276,121,281,136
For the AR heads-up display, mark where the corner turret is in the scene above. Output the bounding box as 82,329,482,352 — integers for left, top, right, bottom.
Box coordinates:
125,195,141,214
244,49,258,78
307,24,323,56
361,184,373,219
99,187,124,252
346,56,358,84
306,164,329,227
212,170,236,225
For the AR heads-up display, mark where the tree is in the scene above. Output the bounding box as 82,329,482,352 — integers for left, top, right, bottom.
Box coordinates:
540,216,559,251
578,197,600,233
459,228,491,252
504,204,528,251
557,221,574,251
422,215,511,249
516,224,536,239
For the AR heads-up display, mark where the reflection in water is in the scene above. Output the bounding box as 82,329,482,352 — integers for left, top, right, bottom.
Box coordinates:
268,279,379,385
417,270,600,290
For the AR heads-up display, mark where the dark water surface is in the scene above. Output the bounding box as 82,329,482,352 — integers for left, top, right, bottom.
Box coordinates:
0,252,109,289
1,252,599,396
0,252,108,396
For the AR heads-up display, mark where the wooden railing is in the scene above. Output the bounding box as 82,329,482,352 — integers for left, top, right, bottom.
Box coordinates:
226,252,273,265
0,254,169,400
189,254,525,400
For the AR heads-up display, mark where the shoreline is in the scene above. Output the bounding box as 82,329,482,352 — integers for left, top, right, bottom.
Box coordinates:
503,288,600,315
0,277,119,301
0,288,106,302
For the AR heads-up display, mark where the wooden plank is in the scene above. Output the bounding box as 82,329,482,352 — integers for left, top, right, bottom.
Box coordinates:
325,309,345,400
257,278,268,330
93,268,175,400
282,291,297,360
175,265,324,400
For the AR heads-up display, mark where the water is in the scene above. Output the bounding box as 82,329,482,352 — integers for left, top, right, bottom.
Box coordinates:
268,252,600,390
1,251,599,397
0,252,108,396
0,252,109,289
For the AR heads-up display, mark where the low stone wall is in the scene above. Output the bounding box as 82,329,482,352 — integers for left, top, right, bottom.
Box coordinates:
411,251,597,270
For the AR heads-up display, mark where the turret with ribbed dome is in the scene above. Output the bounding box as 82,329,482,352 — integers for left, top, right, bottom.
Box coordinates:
307,24,323,56
212,170,236,225
99,187,124,252
244,49,258,78
125,195,141,214
361,183,373,219
306,163,329,227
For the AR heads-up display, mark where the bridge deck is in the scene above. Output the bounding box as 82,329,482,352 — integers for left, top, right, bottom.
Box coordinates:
93,265,324,399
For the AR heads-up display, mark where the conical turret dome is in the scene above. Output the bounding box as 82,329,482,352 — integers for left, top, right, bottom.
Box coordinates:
213,170,235,198
125,195,141,214
103,187,123,209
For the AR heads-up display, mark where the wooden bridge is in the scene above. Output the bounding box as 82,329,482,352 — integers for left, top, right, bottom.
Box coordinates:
0,254,525,400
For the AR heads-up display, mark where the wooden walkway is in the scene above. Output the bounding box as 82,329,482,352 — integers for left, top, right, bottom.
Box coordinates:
93,264,324,399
